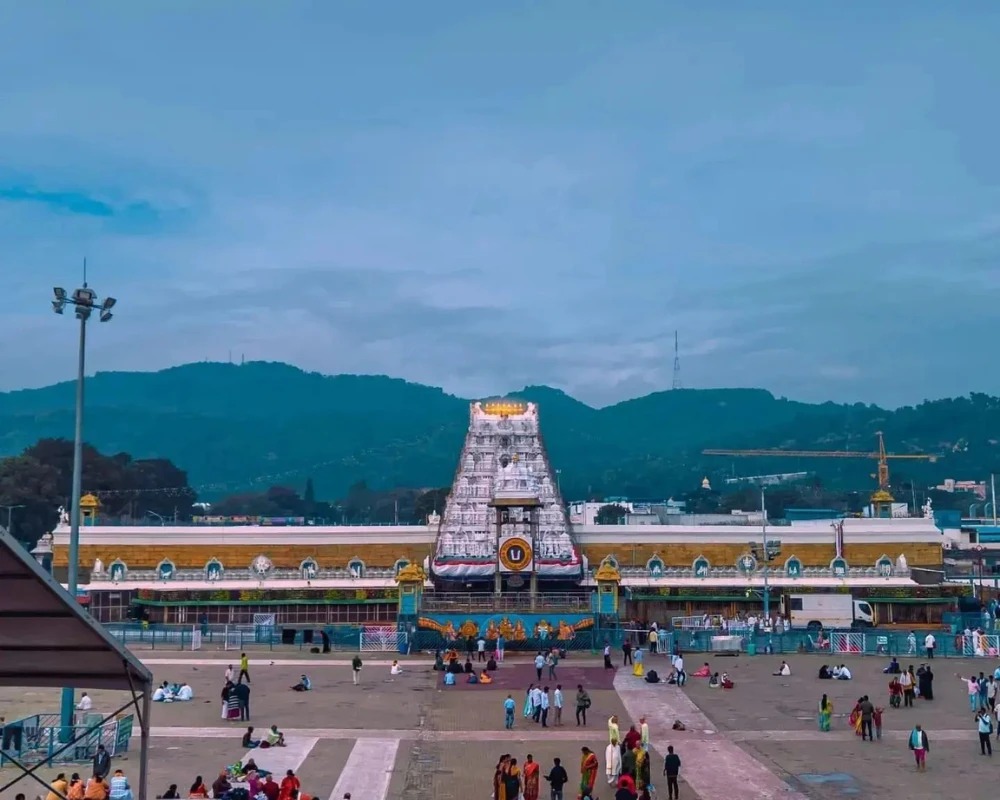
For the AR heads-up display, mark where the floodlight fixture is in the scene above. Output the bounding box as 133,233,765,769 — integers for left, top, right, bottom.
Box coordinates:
101,297,117,312
75,304,93,321
52,299,65,314
53,287,67,300
99,309,113,323
72,287,95,307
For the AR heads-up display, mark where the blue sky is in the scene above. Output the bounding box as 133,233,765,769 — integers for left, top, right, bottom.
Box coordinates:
1,2,998,407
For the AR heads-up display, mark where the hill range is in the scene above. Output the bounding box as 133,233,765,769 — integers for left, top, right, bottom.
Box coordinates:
1,361,998,501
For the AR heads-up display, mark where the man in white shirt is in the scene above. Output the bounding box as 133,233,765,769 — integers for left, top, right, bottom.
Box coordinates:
674,654,686,686
530,685,543,723
76,693,93,711
603,643,613,669
899,666,914,706
477,637,487,662
837,665,852,680
553,685,564,726
540,687,551,727
907,631,917,655
925,633,936,659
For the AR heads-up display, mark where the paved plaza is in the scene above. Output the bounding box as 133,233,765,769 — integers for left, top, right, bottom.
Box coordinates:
5,649,1000,799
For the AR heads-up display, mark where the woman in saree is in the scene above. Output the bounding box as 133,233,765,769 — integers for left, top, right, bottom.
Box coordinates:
493,755,510,800
633,746,650,792
524,685,535,718
818,695,833,732
504,758,522,800
848,698,863,736
522,755,540,800
579,747,599,799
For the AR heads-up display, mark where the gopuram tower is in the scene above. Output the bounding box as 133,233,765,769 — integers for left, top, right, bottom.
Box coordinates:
431,400,581,591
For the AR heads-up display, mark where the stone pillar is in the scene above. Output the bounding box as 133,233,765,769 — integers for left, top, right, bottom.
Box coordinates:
494,506,503,595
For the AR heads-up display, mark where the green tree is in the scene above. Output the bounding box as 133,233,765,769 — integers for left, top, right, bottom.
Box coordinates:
595,503,629,525
0,455,62,549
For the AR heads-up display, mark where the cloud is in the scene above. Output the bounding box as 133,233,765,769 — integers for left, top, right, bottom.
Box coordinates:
0,4,998,410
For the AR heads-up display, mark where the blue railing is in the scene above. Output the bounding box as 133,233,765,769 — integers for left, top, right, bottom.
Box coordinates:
0,713,133,767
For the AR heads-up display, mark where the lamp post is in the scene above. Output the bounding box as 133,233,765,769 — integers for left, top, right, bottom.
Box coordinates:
760,487,772,651
51,280,116,736
0,504,24,538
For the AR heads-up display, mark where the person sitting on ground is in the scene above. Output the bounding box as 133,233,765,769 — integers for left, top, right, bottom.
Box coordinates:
773,661,791,677
264,725,286,748
157,784,179,799
444,648,459,663
108,769,133,800
835,664,852,680
691,662,711,678
467,671,479,684
290,674,312,691
721,672,735,689
883,657,901,675
644,669,660,684
175,683,194,701
444,671,456,686
486,655,498,671
390,660,403,677
84,774,110,800
211,772,231,800
242,726,261,748
479,669,493,684
242,758,263,777
67,774,85,800
447,659,463,675
818,665,832,679
47,773,70,800
152,682,173,702
187,776,208,799
464,658,474,674
708,672,720,688
671,720,686,731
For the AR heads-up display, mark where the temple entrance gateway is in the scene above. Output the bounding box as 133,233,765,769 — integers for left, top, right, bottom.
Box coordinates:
490,454,542,604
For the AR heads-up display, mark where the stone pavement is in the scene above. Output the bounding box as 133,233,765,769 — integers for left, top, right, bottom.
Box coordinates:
8,650,1000,800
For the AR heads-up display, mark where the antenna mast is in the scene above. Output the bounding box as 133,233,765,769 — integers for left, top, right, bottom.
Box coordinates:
672,330,682,389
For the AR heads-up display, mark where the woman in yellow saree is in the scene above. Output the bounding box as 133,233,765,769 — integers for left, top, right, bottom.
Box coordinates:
848,700,863,736
493,755,509,800
579,747,599,799
633,747,650,791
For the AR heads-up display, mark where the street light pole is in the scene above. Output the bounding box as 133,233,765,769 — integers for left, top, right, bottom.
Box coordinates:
1,504,24,538
51,278,116,737
760,487,771,650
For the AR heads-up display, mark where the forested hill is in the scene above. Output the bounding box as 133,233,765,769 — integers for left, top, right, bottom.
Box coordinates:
0,361,997,500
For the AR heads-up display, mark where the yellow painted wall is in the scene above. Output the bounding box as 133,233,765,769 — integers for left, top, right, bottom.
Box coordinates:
52,543,433,570
580,542,942,569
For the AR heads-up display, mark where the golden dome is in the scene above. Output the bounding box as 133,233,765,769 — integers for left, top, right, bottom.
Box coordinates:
395,563,426,583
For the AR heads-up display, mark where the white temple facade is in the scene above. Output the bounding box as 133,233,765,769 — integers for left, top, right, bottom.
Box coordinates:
431,400,582,580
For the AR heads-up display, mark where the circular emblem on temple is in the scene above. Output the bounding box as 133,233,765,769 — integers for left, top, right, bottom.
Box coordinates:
499,537,532,571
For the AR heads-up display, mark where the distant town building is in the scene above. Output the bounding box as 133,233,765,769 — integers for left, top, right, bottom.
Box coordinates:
933,479,987,499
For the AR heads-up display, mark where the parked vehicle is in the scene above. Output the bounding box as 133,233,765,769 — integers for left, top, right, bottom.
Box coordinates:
785,593,875,630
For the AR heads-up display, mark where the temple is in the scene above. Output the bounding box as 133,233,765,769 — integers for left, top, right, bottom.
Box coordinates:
431,400,581,583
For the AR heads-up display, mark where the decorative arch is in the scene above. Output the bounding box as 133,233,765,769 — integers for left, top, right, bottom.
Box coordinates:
300,558,319,578
393,558,411,576
784,556,803,578
205,558,225,581
156,559,176,580
108,559,128,582
692,555,710,577
737,552,758,575
830,556,849,578
347,557,366,578
646,554,665,578
600,555,619,569
875,554,894,577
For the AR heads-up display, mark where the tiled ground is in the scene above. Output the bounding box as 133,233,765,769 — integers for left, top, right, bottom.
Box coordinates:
10,649,1000,800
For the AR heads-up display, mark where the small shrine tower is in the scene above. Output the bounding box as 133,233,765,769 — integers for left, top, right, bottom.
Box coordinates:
79,493,101,526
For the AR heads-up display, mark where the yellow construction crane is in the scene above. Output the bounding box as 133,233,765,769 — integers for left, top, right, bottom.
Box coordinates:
703,432,939,514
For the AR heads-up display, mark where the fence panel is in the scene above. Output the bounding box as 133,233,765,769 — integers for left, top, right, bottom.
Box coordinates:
830,632,865,655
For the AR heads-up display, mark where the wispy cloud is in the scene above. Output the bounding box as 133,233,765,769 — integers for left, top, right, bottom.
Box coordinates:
0,3,998,408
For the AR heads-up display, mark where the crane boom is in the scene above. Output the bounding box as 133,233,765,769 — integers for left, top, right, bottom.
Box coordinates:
702,432,938,501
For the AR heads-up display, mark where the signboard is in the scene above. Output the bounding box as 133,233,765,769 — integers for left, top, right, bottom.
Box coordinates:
113,715,133,755
498,537,533,573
